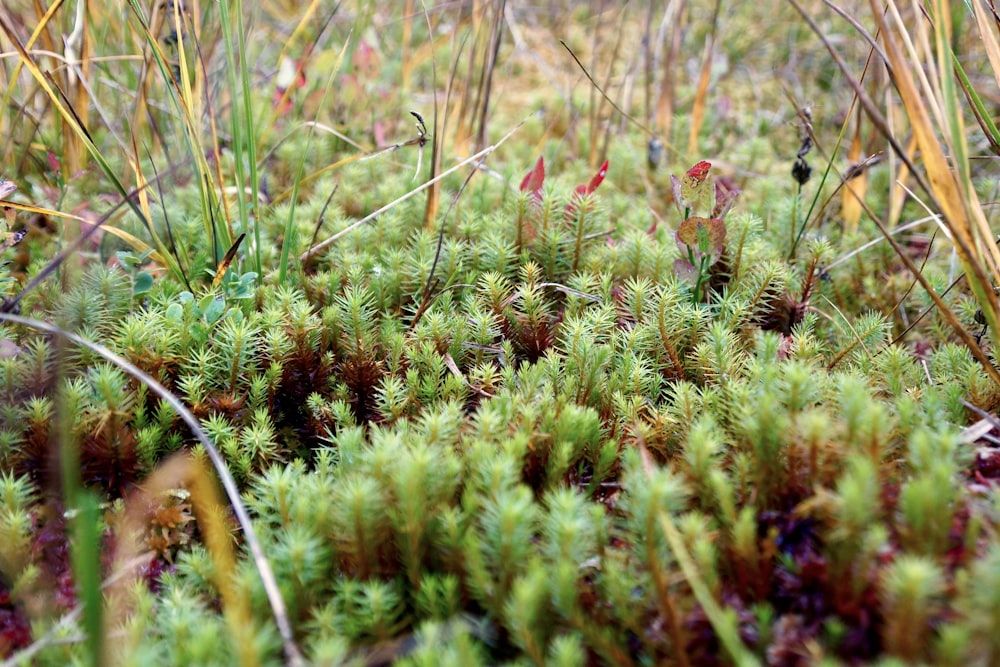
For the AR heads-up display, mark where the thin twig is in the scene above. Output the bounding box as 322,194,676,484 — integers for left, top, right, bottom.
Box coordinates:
824,216,937,272
308,184,340,252
412,146,491,329
560,40,659,140
298,113,534,263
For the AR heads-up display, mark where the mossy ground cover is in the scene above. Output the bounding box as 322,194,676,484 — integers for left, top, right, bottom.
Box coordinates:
1,1,1000,665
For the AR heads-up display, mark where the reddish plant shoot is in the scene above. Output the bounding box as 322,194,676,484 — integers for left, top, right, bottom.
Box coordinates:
46,152,61,174
686,160,711,185
519,156,546,201
671,160,716,217
567,159,609,219
575,159,609,196
667,161,739,301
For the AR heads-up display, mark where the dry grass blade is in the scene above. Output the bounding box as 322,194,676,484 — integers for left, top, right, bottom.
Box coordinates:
0,164,189,314
126,0,234,257
126,132,178,266
0,313,305,667
420,0,442,229
212,232,247,289
844,178,1000,384
0,192,158,264
0,0,63,151
0,12,192,282
63,0,88,177
688,0,721,156
868,0,1000,354
887,135,917,229
972,0,1000,92
841,109,866,234
793,0,1000,385
0,196,163,263
473,0,505,151
829,148,1000,384
655,0,685,144
106,453,257,667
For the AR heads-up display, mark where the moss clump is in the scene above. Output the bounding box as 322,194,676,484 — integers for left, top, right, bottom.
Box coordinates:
2,169,999,663
2,2,1000,664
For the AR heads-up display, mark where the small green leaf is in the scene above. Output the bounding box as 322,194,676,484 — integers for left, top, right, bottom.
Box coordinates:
232,272,258,299
133,271,153,295
165,302,184,322
203,297,226,324
116,250,140,268
197,292,216,313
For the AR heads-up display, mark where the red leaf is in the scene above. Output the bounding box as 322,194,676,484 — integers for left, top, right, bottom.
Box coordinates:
578,159,609,195
677,161,714,214
686,160,711,185
567,160,610,219
520,156,546,198
673,258,700,286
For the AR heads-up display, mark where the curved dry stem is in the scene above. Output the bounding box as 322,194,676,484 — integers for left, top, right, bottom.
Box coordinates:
0,313,304,667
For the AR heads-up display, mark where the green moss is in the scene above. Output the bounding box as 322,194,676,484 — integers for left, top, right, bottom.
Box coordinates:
1,3,999,664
